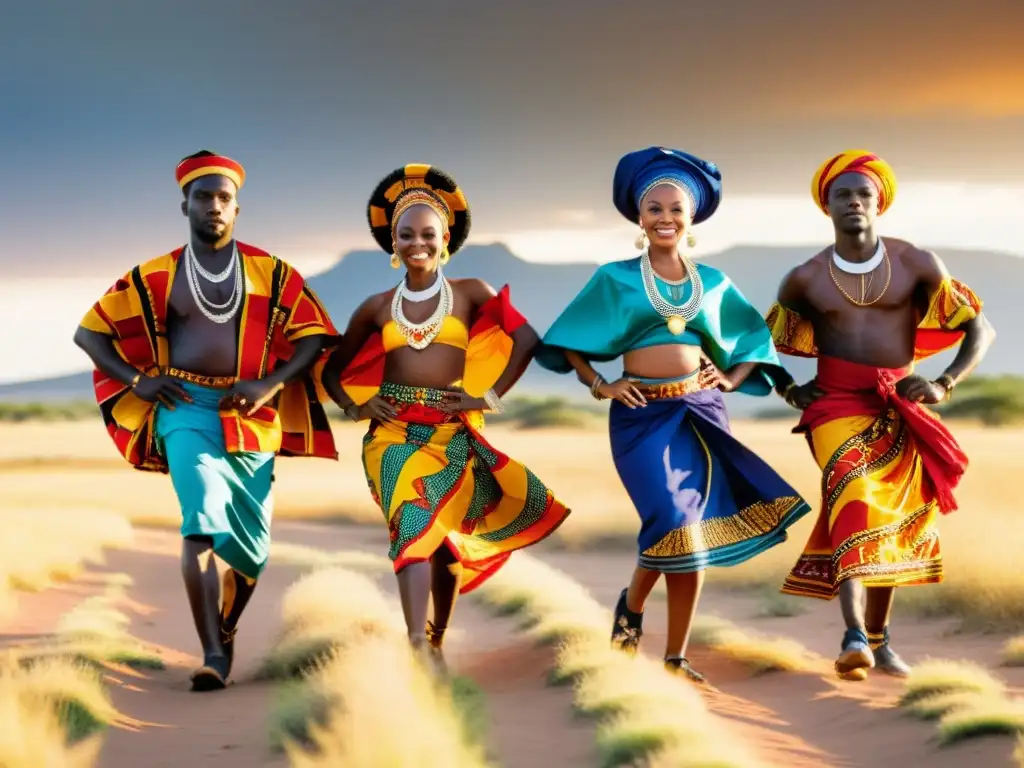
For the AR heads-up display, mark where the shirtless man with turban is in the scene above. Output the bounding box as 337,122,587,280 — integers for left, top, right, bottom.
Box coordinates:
766,150,996,680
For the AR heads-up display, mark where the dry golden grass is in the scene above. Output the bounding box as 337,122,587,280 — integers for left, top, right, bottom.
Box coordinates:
689,615,820,674
475,553,763,767
0,506,133,617
264,563,489,766
4,420,1022,628
1015,734,1024,766
1002,636,1024,667
259,567,405,680
935,696,1024,744
281,638,491,768
899,658,1024,745
900,659,1007,706
0,653,123,767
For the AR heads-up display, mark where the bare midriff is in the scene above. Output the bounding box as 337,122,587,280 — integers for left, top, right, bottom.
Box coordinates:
622,343,702,379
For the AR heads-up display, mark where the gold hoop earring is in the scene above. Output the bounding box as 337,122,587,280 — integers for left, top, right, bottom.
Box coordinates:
686,230,697,248
390,253,401,269
634,227,649,251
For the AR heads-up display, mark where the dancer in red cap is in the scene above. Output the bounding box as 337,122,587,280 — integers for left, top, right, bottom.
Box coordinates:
74,150,339,690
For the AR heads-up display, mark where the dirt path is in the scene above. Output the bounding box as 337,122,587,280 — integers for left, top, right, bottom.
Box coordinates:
542,548,1023,767
3,523,1022,767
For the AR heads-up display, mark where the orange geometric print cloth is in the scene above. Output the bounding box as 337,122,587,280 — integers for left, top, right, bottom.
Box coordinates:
79,242,339,472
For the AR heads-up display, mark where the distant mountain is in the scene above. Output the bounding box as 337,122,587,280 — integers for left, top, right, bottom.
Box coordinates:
2,243,1018,417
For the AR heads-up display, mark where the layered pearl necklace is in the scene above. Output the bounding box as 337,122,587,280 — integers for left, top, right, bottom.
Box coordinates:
640,248,704,335
391,271,453,350
184,239,244,324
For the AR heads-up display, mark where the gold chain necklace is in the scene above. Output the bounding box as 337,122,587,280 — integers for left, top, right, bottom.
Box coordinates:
829,249,891,307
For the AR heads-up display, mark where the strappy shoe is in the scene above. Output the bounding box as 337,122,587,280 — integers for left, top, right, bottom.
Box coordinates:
220,624,238,679
610,588,644,655
664,656,706,684
835,627,874,680
190,653,229,692
418,622,450,681
869,627,911,678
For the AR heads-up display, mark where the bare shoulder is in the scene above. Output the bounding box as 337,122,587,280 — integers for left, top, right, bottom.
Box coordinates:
886,238,948,282
450,277,498,303
358,289,393,317
786,247,829,284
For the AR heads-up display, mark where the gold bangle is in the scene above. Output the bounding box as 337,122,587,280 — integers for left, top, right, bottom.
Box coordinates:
130,373,142,389
780,382,796,399
936,374,955,401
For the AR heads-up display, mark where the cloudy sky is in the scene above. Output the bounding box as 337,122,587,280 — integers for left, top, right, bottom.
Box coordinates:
2,0,1023,380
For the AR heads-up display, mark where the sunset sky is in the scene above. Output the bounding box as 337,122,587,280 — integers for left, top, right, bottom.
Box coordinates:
2,0,1023,381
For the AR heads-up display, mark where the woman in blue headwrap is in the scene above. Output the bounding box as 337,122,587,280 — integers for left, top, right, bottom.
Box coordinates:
536,147,811,683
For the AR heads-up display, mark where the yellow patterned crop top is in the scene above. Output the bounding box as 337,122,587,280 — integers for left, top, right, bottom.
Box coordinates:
381,315,470,352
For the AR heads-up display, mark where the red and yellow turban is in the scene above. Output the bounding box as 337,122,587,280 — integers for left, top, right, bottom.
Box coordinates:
175,152,246,191
811,150,896,216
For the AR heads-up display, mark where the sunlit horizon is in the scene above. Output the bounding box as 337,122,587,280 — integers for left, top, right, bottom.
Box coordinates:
3,181,1021,386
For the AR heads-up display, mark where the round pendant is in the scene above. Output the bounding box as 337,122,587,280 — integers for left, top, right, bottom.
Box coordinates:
666,315,686,335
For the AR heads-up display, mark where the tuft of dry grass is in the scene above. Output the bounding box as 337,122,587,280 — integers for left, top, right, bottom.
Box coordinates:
689,615,820,674
903,689,992,720
259,567,405,680
282,639,491,768
899,657,1024,746
475,553,764,767
935,697,1024,744
1002,636,1024,667
0,653,123,767
0,507,133,616
10,587,164,674
899,659,1006,706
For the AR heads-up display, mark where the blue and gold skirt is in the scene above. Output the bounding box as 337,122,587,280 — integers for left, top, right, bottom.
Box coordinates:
609,371,810,573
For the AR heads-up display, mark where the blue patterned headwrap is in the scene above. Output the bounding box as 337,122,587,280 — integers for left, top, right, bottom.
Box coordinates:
612,147,723,225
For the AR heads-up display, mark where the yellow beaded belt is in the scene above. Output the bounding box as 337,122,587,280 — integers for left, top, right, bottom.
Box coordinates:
165,367,237,389
628,375,709,401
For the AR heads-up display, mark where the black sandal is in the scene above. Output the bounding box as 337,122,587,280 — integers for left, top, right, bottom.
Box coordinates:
220,624,238,679
610,588,644,655
868,626,911,678
664,656,706,684
190,653,229,692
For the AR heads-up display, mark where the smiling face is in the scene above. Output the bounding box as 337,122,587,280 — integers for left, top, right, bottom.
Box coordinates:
827,171,879,235
639,183,692,249
393,204,451,275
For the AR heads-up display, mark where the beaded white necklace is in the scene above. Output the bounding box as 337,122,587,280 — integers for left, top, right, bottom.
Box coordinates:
184,240,244,324
639,248,704,335
391,272,453,349
401,272,444,303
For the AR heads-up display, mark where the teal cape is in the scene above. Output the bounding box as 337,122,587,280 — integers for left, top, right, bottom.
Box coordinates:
536,258,782,396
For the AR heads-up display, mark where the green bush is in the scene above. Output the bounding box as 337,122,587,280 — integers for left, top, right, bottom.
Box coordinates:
0,401,97,422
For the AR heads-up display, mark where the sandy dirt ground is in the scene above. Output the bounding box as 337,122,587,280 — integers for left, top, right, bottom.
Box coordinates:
3,520,1021,767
